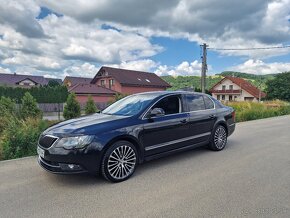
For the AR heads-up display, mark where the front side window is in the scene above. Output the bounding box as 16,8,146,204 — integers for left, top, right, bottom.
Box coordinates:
101,80,105,86
109,79,114,86
222,85,226,90
152,96,181,115
203,96,214,109
185,94,205,111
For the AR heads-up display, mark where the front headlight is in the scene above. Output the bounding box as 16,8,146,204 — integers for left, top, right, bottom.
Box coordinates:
55,135,95,149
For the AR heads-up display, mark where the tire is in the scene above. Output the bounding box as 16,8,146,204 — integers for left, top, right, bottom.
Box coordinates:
208,125,227,151
101,140,138,182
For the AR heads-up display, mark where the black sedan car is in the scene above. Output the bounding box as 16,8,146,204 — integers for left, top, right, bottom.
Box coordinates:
37,91,235,182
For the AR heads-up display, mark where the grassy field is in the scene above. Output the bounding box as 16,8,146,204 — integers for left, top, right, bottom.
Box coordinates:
225,100,290,122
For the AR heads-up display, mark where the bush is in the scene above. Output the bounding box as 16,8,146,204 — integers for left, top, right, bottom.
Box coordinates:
63,93,81,119
226,101,290,122
20,92,42,119
85,95,97,115
1,117,49,160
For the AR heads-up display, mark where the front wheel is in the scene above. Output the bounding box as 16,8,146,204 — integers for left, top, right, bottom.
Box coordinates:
101,141,138,182
208,125,227,151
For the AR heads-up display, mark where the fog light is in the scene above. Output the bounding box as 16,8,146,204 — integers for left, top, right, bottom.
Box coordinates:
59,163,82,171
68,164,74,169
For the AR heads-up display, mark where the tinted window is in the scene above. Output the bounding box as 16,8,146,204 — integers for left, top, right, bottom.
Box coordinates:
152,96,180,115
203,96,214,109
186,94,205,111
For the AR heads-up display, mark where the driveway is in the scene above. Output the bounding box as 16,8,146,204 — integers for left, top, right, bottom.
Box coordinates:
0,116,290,218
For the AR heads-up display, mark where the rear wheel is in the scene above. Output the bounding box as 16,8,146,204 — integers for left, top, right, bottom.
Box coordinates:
101,141,138,182
208,125,227,151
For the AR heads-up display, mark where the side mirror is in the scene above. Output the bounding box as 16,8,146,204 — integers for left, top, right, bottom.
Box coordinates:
149,108,165,118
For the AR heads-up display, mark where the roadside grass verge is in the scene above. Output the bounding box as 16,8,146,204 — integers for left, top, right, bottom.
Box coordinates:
225,100,290,122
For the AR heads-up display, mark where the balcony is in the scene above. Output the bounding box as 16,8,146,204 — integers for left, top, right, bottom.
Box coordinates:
211,89,241,94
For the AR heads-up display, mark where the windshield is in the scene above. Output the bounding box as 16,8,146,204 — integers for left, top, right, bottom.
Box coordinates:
102,94,157,116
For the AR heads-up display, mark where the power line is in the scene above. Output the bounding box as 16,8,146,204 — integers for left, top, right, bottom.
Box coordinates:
208,45,290,51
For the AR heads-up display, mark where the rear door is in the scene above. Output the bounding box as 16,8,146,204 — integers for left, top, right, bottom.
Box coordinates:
183,94,217,144
140,94,190,156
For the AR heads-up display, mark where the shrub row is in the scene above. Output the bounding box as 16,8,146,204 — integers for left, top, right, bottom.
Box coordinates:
226,100,290,122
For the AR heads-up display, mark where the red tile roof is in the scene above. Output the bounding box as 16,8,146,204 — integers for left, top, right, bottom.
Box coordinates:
91,66,171,88
64,76,92,86
0,73,58,86
210,76,266,98
68,84,116,95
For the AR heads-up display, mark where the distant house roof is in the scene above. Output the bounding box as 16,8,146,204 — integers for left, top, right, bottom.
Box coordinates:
0,73,50,86
69,84,116,95
64,76,92,86
91,66,171,88
210,76,266,98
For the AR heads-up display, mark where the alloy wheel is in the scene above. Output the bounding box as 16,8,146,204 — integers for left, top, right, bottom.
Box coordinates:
214,126,227,149
107,145,137,180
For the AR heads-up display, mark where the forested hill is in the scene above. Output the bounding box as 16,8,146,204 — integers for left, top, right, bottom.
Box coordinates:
161,72,277,91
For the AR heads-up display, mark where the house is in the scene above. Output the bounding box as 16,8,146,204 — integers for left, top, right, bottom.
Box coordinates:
68,84,116,109
210,76,266,102
0,73,61,87
63,76,92,87
90,66,171,94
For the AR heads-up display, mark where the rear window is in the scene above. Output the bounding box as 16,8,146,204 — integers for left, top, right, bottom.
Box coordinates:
185,94,205,111
203,95,214,109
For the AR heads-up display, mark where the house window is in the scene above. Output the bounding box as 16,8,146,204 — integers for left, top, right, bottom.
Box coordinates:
222,95,225,100
229,95,233,101
222,85,226,90
229,85,233,90
100,80,106,86
217,95,220,100
109,79,114,87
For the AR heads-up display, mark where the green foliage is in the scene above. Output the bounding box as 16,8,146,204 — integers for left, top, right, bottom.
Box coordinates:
63,93,81,119
161,75,222,91
1,117,49,160
226,101,290,122
85,95,97,115
47,80,60,87
20,92,42,119
265,72,290,102
0,96,16,116
0,85,68,103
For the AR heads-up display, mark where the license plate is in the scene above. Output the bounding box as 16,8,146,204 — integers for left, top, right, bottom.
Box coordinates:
37,147,45,158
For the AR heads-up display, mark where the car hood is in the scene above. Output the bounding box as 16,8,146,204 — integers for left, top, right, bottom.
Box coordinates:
43,113,128,136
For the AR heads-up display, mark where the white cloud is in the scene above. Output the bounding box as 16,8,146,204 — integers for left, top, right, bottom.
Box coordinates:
109,59,157,72
155,60,203,76
229,59,290,74
0,66,12,74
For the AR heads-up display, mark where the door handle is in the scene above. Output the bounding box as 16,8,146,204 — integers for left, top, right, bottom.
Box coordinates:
209,115,216,119
180,119,187,124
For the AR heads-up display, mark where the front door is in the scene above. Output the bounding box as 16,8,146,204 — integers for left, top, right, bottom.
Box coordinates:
140,95,190,156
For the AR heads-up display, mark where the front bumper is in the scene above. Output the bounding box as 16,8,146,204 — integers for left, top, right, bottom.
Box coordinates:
37,144,103,175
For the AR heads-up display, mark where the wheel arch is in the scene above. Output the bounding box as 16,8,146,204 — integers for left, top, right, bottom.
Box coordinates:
103,135,144,164
213,120,228,135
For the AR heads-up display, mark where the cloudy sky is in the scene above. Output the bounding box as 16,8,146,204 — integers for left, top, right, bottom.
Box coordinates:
0,0,290,78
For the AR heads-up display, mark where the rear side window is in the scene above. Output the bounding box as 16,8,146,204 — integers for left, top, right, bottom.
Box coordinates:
203,96,214,109
185,94,205,111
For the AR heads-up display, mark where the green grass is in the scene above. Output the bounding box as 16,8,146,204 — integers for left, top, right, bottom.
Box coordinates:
225,100,290,122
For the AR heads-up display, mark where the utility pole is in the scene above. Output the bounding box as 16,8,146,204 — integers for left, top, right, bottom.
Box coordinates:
200,43,208,93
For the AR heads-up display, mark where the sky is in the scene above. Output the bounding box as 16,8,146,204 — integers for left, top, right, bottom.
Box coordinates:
0,0,290,79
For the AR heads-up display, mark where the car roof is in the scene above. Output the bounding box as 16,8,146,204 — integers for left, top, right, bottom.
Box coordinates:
133,91,209,97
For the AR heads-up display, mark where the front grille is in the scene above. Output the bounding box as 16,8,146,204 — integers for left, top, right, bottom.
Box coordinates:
39,135,58,149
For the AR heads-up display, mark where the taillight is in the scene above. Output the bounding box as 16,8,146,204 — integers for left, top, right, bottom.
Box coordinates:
232,111,236,122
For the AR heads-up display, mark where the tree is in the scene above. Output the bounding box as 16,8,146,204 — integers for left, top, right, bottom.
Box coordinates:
0,96,16,116
20,92,42,119
85,95,97,115
63,93,81,119
47,79,60,87
266,72,290,102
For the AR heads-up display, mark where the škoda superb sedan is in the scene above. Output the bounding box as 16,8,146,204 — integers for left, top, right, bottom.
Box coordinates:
37,91,235,182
